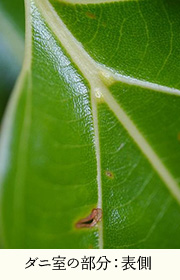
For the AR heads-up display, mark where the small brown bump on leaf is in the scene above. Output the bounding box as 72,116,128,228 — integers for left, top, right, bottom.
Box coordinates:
75,208,102,229
178,132,180,141
86,11,96,19
105,170,114,179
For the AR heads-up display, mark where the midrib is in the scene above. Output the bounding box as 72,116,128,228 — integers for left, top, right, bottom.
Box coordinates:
36,0,106,248
36,0,180,248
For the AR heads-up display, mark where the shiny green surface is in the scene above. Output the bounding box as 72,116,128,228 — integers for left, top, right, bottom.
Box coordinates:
99,103,180,248
52,0,180,89
1,0,180,248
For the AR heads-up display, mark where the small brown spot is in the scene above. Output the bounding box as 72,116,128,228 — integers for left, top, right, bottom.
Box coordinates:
75,208,102,229
178,132,180,141
105,170,114,179
86,11,96,20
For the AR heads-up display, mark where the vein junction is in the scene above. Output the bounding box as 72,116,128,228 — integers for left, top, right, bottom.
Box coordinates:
35,0,180,246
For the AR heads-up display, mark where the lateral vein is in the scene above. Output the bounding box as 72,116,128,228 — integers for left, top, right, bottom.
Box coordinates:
102,86,180,205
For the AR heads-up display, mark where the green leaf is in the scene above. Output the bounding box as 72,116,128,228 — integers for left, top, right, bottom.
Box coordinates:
0,0,25,122
1,0,180,248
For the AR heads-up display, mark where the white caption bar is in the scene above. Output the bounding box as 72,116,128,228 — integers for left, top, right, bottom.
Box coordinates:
0,249,179,280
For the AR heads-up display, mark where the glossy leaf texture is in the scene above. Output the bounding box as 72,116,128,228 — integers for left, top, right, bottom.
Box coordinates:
0,0,25,122
0,0,180,248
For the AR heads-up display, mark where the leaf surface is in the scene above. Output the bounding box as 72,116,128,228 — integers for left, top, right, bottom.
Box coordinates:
0,0,180,248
